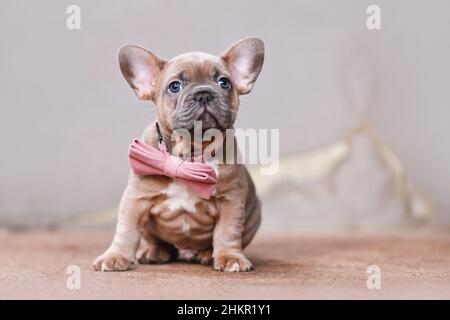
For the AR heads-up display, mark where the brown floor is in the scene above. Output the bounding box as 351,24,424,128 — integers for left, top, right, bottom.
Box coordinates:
0,228,449,299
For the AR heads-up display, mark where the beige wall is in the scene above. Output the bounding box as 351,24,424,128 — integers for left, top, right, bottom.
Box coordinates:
0,0,449,225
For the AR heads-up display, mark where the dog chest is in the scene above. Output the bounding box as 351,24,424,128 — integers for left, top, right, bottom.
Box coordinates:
147,181,218,247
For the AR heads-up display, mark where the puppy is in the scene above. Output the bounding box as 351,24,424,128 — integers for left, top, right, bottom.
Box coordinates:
93,38,264,272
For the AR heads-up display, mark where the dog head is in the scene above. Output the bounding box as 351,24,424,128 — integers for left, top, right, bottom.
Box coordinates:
118,38,264,133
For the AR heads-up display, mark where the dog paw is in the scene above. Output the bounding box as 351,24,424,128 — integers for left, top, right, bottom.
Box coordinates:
195,248,213,265
213,252,253,272
137,244,174,264
92,252,133,272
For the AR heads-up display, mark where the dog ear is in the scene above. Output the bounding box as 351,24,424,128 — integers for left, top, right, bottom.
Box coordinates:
221,37,265,95
118,45,166,101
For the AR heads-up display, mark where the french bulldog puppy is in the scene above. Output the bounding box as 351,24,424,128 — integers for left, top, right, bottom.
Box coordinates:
93,38,264,272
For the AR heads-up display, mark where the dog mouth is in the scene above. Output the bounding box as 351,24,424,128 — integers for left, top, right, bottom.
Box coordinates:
196,108,219,126
175,103,225,132
182,113,220,137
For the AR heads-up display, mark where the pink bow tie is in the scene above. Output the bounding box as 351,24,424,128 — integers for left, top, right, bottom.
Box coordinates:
128,139,218,199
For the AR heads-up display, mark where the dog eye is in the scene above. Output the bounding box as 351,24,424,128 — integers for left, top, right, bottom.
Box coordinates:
218,77,230,89
168,81,182,93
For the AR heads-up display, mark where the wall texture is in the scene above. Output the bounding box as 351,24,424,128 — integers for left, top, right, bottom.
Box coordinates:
0,0,449,226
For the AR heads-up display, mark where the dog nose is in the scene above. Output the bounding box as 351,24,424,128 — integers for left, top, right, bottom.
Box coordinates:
193,90,214,104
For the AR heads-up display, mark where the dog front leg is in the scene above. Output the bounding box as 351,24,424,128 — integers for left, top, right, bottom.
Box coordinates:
92,186,149,271
212,197,253,272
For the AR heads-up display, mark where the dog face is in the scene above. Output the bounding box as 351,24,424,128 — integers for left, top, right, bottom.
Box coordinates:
118,38,264,132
